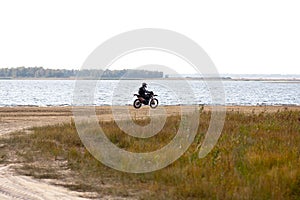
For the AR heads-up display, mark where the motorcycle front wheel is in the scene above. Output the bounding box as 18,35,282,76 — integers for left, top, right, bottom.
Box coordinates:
150,98,158,109
133,99,142,109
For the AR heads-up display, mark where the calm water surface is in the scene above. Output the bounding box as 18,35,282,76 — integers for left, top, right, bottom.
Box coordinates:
0,80,299,106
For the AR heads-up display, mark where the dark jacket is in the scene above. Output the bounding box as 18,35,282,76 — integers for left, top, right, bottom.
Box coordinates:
138,86,150,100
138,86,148,96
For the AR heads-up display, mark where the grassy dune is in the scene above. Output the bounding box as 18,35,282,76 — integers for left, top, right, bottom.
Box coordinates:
1,109,300,199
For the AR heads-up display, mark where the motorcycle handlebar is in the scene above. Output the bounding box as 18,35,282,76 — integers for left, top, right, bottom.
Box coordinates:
134,93,157,96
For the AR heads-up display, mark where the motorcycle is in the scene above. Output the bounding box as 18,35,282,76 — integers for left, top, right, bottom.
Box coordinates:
133,91,158,109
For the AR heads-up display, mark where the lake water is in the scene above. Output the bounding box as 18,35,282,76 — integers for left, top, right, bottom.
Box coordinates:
0,80,299,106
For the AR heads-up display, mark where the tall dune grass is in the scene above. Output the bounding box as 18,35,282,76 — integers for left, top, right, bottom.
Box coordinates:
1,110,300,199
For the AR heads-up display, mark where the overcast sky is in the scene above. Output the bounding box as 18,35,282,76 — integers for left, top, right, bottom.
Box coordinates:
0,0,299,74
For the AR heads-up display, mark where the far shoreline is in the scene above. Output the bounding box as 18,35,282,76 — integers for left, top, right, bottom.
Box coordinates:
1,77,300,82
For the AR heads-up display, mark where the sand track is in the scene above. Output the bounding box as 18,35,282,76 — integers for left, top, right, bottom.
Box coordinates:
0,165,88,200
0,106,127,200
0,107,92,199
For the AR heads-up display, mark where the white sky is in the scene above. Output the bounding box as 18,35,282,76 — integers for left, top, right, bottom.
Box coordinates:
0,0,300,74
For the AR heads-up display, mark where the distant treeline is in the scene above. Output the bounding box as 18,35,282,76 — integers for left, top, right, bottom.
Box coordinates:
0,67,163,79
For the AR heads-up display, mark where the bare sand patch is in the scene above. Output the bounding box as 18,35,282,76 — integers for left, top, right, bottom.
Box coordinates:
1,105,299,135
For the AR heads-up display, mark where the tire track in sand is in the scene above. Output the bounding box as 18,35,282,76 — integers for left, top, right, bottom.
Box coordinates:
0,165,88,200
0,106,147,200
0,107,103,200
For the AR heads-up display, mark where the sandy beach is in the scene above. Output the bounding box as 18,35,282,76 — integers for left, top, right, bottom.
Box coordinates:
1,105,300,136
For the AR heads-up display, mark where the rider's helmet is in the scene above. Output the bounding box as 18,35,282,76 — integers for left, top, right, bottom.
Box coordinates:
142,82,147,87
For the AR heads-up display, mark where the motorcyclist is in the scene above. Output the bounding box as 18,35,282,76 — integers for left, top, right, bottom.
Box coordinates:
138,82,151,104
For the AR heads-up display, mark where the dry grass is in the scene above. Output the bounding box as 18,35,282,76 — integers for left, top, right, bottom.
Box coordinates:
1,109,300,199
